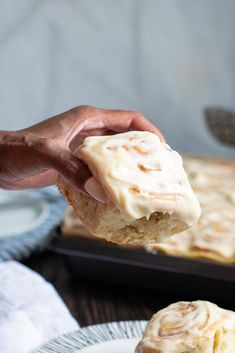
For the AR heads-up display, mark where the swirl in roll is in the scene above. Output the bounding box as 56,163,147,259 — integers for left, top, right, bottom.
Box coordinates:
135,301,235,353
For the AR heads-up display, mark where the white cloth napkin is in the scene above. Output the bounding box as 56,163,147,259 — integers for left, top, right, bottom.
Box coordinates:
0,261,79,353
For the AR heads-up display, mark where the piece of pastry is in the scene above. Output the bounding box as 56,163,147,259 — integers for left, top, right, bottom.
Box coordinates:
135,301,235,353
61,206,142,248
183,156,235,192
58,131,201,245
61,207,94,239
150,206,235,264
148,156,235,264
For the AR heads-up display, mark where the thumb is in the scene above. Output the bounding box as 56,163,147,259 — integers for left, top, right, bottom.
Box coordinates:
46,144,91,191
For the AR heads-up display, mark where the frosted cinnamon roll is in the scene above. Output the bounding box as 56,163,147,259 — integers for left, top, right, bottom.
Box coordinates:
152,207,235,264
58,131,200,244
135,301,235,353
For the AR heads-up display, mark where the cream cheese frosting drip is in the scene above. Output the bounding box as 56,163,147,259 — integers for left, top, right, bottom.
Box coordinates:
76,131,201,225
135,301,235,353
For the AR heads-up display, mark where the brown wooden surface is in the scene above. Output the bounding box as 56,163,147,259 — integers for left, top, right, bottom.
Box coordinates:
24,250,234,328
24,251,188,327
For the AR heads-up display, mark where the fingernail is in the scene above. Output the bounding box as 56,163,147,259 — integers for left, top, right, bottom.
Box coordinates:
84,177,107,203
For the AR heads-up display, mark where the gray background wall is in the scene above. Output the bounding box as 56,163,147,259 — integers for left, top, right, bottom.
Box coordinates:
1,0,235,158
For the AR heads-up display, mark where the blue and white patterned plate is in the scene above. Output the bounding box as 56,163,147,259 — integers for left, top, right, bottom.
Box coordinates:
0,187,66,261
36,321,147,353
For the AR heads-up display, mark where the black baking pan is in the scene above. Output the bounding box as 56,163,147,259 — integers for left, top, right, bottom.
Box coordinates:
48,227,235,302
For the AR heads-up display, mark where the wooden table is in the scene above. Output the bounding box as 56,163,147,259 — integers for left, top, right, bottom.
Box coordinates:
24,250,189,327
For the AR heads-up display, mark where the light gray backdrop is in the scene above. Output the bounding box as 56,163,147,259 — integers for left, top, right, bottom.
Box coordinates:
1,0,235,157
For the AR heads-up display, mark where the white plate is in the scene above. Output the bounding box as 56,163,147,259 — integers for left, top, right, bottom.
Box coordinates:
36,321,147,353
0,190,49,238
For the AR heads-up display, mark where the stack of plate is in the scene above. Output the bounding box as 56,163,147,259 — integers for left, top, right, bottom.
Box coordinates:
0,188,66,261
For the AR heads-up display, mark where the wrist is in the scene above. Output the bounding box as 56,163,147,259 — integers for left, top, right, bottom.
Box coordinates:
0,130,51,189
0,130,31,186
0,131,16,185
0,130,10,140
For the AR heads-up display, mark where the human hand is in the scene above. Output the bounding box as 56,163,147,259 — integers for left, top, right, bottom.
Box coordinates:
0,105,164,190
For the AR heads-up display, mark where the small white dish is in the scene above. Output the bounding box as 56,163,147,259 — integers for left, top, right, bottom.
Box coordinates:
36,321,147,353
0,190,49,238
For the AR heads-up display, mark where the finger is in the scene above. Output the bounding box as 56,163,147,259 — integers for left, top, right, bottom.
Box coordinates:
46,145,92,192
87,109,165,142
0,170,58,190
84,177,107,203
129,114,165,142
69,128,111,151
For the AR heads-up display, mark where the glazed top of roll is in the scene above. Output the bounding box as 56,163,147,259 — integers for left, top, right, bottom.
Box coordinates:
75,131,201,225
135,301,235,353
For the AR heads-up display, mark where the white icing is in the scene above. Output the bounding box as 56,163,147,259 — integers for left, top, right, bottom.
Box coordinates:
135,301,235,353
75,131,201,226
150,157,235,262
